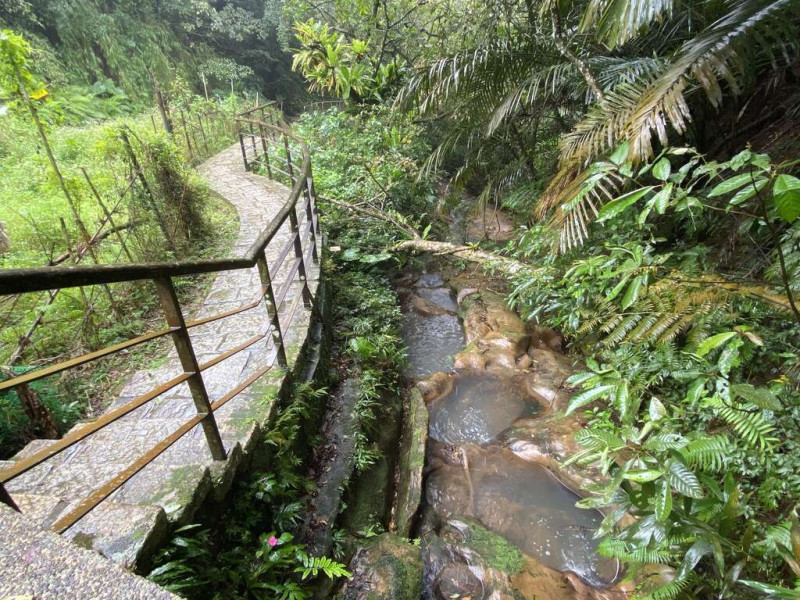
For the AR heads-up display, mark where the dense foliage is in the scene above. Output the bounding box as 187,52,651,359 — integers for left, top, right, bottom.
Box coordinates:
286,1,800,597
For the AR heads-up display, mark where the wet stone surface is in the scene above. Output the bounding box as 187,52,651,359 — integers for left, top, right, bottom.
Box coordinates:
426,448,619,587
428,374,538,445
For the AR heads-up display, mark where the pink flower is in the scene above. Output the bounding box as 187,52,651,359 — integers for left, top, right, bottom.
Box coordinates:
268,536,278,547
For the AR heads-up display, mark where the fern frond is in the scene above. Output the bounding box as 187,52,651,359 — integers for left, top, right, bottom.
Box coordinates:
682,436,730,472
704,396,776,450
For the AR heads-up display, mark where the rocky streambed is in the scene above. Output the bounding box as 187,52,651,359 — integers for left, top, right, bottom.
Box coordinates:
334,264,645,600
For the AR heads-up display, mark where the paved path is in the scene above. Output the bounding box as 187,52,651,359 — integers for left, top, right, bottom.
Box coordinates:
0,143,320,583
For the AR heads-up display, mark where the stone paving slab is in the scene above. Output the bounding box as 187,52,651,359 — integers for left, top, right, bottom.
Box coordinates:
1,141,322,583
0,504,178,600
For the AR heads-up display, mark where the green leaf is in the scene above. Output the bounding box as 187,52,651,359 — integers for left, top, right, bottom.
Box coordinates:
565,384,616,415
621,275,645,309
695,332,737,357
651,183,673,214
652,158,672,181
731,383,781,410
677,539,713,579
667,460,704,499
739,580,800,598
708,173,755,197
729,177,768,206
596,187,654,223
625,469,663,483
773,174,800,223
609,142,629,166
655,480,673,522
649,397,667,421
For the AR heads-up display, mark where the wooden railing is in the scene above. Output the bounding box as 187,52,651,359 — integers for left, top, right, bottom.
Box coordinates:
0,106,321,533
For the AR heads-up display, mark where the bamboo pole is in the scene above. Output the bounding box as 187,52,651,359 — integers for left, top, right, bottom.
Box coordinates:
80,167,134,262
119,130,177,255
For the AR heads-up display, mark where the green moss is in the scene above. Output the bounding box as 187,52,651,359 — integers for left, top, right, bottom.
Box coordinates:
460,519,525,574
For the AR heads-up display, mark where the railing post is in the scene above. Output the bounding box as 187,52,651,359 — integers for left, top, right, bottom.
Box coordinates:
256,253,288,367
153,277,226,461
307,164,322,235
239,129,249,172
0,482,20,512
302,179,319,264
259,122,273,180
283,134,295,184
248,121,258,161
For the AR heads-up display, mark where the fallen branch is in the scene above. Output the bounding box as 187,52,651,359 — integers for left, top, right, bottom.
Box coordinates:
48,221,140,267
320,193,534,276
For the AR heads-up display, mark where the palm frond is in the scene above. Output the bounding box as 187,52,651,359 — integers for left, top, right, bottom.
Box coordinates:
581,0,679,49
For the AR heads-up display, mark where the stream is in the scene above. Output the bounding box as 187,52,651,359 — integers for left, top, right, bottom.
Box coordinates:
398,270,619,594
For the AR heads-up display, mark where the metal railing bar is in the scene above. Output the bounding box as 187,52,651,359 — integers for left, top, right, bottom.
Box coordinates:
271,166,292,179
210,363,273,412
185,298,261,329
0,257,252,295
301,221,315,249
271,230,300,277
0,328,176,392
0,372,194,484
274,257,303,309
51,411,208,534
280,289,306,333
198,331,268,372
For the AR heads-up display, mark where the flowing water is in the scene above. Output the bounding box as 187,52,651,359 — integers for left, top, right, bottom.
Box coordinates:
428,374,539,445
400,271,619,589
401,280,465,379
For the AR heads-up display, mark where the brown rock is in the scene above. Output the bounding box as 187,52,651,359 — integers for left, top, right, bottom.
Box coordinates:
416,372,454,404
408,294,452,317
454,351,486,371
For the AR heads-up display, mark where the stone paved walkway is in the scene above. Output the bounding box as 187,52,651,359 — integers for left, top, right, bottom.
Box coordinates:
0,143,320,574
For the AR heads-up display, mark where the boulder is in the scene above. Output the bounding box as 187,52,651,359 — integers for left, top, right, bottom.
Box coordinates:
408,294,452,317
336,534,423,600
415,372,453,404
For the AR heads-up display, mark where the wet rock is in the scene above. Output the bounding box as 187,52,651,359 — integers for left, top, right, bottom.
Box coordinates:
394,389,428,537
434,564,484,600
453,350,485,371
457,294,530,372
500,414,603,494
425,464,473,519
516,354,533,370
408,294,453,317
466,209,515,243
456,287,478,305
528,325,564,354
336,534,422,600
416,372,453,404
425,439,466,471
426,447,618,588
416,272,446,288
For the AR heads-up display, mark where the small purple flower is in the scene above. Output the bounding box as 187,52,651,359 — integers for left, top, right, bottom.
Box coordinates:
268,536,278,547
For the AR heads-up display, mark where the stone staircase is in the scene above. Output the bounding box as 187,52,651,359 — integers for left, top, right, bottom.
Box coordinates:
0,143,321,574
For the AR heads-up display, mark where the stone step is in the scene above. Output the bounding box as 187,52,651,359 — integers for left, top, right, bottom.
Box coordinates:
4,491,168,570
6,491,68,529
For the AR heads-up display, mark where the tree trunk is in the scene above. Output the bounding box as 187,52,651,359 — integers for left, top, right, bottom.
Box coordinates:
17,382,60,439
